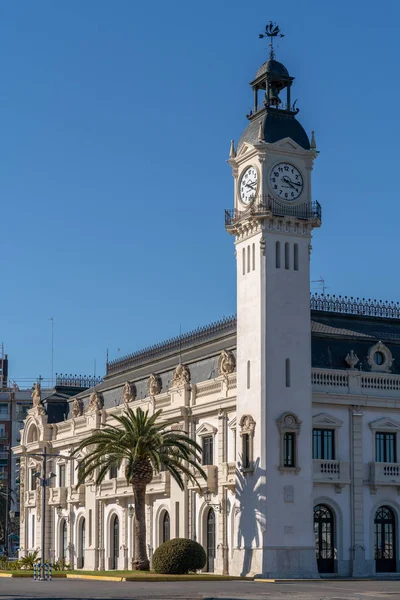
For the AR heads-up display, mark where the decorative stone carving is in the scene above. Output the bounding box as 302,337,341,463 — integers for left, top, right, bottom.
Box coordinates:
276,412,302,433
239,414,256,435
31,382,46,415
171,422,184,432
345,350,359,369
171,364,190,387
367,341,393,373
123,381,136,404
86,390,103,413
72,398,84,418
147,373,161,397
218,350,236,376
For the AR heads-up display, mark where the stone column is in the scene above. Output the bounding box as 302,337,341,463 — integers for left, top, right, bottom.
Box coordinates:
217,409,228,575
350,407,368,576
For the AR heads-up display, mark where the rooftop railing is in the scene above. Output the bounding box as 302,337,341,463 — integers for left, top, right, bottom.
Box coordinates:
310,294,400,319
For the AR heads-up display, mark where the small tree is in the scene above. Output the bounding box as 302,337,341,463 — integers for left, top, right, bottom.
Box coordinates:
73,406,205,570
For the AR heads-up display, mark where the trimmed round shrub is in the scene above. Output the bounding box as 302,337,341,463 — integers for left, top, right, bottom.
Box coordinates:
152,538,206,574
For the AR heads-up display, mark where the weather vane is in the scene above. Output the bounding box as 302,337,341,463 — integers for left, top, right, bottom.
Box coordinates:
259,22,284,59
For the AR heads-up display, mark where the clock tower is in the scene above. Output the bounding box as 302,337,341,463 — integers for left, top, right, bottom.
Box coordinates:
227,25,321,578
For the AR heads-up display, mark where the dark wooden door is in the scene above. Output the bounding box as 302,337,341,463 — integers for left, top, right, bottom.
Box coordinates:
112,516,119,570
375,506,396,573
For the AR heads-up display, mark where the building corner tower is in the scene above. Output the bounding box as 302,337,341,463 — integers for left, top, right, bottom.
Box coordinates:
226,29,321,578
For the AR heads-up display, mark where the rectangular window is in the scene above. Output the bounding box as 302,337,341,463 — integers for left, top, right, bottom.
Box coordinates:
0,404,8,417
313,429,335,460
247,245,250,273
285,358,291,388
252,243,255,271
376,432,396,463
242,433,250,469
30,468,37,491
285,242,290,270
0,426,5,437
283,432,295,467
242,248,245,275
276,241,281,268
59,464,66,487
294,243,299,271
109,463,118,479
202,436,213,466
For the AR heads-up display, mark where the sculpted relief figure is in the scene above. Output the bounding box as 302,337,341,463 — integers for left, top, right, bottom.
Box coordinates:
147,373,161,397
31,382,46,415
72,397,84,418
171,363,190,387
86,389,103,413
218,349,236,376
123,381,136,404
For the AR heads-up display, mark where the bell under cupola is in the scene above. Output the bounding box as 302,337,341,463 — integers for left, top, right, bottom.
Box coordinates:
238,23,310,151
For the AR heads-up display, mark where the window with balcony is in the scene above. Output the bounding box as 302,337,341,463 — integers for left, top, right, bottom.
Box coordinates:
313,429,335,460
376,432,396,463
283,432,296,467
58,464,66,487
202,436,213,466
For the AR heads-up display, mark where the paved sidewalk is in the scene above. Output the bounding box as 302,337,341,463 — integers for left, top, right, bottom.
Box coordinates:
0,578,399,599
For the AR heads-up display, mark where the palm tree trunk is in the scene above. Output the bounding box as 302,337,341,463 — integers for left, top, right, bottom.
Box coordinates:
132,485,150,570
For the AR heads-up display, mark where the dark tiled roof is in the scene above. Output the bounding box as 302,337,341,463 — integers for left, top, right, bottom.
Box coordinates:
255,59,289,79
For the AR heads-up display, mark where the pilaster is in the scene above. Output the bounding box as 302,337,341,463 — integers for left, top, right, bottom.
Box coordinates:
350,407,369,576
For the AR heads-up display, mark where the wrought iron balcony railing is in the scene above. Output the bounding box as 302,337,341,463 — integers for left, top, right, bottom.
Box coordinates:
225,196,321,227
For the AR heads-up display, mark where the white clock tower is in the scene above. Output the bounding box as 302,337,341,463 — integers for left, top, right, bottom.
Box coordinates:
227,26,321,579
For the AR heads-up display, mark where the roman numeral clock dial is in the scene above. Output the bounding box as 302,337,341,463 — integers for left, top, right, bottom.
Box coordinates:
270,162,304,201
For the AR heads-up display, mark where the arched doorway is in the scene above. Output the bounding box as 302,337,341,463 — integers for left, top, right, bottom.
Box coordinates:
375,506,396,573
162,511,170,544
79,518,86,569
111,515,119,570
314,504,335,573
206,508,216,573
60,520,68,561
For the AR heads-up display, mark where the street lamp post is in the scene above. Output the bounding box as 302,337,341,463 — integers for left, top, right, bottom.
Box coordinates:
22,448,73,581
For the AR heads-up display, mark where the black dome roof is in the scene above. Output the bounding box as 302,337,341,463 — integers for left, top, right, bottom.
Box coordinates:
237,110,310,151
256,58,289,79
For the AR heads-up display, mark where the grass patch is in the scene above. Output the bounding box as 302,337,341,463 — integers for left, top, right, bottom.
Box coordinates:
0,569,249,581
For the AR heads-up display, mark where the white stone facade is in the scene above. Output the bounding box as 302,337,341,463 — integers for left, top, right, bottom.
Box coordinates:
13,48,400,579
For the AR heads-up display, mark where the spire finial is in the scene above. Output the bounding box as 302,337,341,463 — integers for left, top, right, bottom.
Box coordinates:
259,21,284,60
258,120,264,141
229,140,236,158
310,130,317,150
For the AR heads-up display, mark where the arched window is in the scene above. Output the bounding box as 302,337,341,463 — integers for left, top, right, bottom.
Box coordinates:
60,519,68,560
162,511,170,544
111,515,119,570
239,415,256,472
375,506,396,573
314,504,335,573
27,425,38,444
275,241,281,268
206,509,216,573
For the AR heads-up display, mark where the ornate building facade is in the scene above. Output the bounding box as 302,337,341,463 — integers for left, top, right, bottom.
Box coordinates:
14,41,400,578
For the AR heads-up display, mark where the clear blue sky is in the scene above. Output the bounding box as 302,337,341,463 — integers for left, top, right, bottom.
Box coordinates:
1,0,399,383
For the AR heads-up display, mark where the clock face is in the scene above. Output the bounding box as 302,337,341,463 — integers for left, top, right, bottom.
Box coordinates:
269,162,304,201
239,166,258,206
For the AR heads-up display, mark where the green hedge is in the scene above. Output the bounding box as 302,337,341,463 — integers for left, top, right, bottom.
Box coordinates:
152,538,206,574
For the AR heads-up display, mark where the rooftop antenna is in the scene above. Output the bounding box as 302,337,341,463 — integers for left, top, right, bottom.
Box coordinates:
259,21,284,59
49,317,55,386
311,276,328,295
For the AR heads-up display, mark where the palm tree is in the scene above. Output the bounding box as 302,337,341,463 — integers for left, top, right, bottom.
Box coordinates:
73,406,205,570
